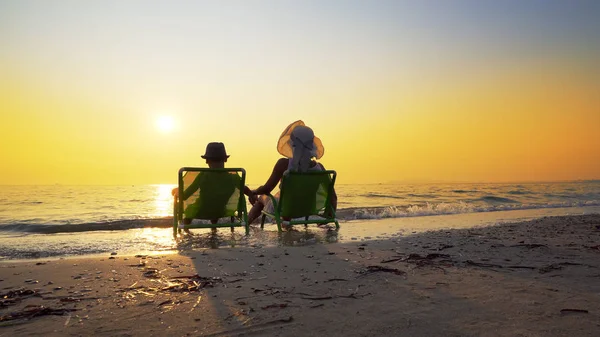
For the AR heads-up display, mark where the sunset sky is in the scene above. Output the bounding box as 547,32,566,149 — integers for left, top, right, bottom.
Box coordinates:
1,0,599,185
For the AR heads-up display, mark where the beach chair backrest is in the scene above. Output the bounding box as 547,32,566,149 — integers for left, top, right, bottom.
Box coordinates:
279,170,336,219
178,168,245,220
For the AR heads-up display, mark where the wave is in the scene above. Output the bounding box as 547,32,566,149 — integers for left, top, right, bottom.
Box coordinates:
507,190,530,195
544,193,573,198
344,200,600,220
0,218,173,234
2,200,600,234
345,202,475,219
360,193,405,199
479,196,519,203
406,193,437,198
0,201,44,206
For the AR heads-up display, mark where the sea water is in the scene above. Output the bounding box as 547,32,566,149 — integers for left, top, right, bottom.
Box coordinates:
0,181,599,260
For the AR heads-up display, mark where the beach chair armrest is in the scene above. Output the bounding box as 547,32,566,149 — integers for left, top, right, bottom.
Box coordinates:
265,193,278,207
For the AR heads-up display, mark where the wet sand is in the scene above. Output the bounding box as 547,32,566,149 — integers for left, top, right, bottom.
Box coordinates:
1,214,600,336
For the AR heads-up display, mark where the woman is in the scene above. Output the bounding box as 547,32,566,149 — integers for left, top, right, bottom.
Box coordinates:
247,120,337,224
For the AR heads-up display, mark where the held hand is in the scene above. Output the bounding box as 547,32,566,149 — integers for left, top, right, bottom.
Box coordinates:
248,192,258,205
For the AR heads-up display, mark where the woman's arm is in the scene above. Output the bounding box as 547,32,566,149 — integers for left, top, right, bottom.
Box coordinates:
253,158,289,195
243,185,258,204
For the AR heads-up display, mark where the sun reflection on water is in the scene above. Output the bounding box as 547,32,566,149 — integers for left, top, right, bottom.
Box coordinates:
135,185,178,250
133,227,178,251
152,184,176,217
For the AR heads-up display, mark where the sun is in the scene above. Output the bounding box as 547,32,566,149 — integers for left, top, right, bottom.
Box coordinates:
155,115,176,133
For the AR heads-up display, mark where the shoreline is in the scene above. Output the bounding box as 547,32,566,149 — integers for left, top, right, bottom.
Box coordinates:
1,214,599,336
1,206,599,262
3,203,600,234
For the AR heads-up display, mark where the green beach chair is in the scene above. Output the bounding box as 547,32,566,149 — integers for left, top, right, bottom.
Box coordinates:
173,167,249,237
260,170,339,232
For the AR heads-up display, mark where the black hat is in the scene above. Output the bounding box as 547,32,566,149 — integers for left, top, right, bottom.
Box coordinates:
201,142,230,160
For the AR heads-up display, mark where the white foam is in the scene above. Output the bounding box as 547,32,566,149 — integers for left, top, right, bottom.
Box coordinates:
351,200,600,220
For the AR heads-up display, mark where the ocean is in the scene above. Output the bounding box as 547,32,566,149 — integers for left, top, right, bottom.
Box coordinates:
1,181,599,260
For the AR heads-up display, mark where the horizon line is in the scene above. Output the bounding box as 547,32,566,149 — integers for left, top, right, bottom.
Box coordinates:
1,179,599,187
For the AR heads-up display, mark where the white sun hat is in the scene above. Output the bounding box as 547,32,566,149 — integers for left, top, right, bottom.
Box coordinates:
277,120,324,159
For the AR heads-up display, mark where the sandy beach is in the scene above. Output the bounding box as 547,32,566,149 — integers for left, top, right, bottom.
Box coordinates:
1,214,599,336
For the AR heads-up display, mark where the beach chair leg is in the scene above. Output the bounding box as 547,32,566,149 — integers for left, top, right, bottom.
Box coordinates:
304,216,309,228
261,214,266,229
231,216,235,232
173,197,179,238
243,212,250,235
334,220,340,230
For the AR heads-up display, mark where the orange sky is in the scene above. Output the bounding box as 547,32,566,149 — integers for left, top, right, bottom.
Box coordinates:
1,1,599,185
